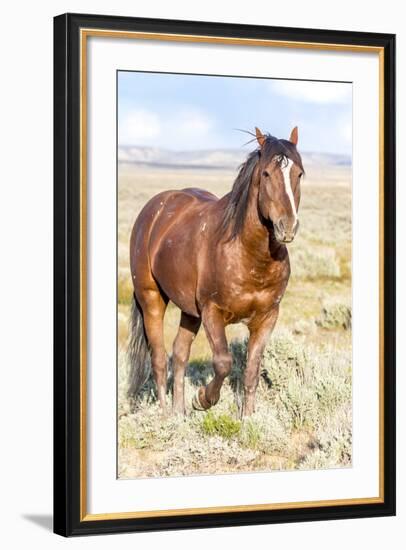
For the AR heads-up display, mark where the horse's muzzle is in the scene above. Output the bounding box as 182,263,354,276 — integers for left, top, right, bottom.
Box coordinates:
274,218,299,243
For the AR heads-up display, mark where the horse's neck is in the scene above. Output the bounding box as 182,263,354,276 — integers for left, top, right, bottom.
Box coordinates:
239,180,284,261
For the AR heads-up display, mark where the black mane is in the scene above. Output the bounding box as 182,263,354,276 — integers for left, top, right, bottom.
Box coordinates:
220,134,304,241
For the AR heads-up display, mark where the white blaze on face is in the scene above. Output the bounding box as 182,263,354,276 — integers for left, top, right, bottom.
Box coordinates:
281,159,297,222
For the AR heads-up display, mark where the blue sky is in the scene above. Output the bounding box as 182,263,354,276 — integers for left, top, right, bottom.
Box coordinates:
118,71,352,156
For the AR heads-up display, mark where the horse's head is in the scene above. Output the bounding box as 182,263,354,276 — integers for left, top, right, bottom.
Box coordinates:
255,127,304,244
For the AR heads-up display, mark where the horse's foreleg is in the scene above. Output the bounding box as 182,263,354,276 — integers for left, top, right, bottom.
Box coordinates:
139,289,168,414
172,312,201,415
244,306,280,416
193,304,231,410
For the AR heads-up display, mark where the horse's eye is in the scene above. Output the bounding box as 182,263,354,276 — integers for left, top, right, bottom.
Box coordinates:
262,170,270,178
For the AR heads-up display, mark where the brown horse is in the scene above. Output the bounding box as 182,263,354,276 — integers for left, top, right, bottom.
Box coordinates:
127,127,304,416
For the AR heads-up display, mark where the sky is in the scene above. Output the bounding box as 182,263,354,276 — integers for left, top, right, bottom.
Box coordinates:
118,71,352,156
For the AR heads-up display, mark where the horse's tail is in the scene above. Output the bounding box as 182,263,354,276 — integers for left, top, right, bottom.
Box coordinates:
127,296,151,399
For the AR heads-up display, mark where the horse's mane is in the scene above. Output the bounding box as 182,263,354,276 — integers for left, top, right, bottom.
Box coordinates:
219,134,304,241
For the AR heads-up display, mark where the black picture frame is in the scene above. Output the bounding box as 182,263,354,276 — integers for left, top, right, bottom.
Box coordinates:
54,12,396,537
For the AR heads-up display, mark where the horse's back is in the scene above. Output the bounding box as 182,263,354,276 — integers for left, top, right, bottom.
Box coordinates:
179,187,218,203
133,187,217,243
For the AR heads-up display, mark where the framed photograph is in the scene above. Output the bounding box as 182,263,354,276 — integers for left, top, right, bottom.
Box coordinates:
53,13,396,536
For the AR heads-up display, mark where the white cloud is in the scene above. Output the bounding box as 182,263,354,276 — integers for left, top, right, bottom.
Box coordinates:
269,80,352,104
119,108,161,144
175,108,213,137
119,107,214,148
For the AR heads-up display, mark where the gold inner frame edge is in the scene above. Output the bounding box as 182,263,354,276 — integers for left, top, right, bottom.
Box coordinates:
79,27,385,522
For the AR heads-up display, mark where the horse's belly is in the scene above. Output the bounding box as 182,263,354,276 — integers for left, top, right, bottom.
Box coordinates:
151,233,200,316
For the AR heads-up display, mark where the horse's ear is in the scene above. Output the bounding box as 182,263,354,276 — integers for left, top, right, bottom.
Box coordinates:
289,126,298,146
255,127,266,148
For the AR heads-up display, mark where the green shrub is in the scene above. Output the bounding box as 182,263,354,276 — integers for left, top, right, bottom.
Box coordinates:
202,411,241,439
239,412,290,454
279,380,319,429
316,300,352,329
240,419,262,450
261,333,308,391
299,405,352,469
186,358,213,387
290,246,341,281
314,376,351,415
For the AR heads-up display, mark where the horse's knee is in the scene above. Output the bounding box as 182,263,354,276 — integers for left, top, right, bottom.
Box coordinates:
213,351,232,378
172,342,189,368
151,349,167,374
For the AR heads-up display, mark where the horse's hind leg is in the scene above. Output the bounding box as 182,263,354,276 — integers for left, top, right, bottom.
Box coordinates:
137,288,168,413
172,312,201,415
193,304,231,410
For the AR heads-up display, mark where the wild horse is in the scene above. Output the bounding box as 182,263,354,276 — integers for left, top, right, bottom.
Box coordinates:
127,127,304,416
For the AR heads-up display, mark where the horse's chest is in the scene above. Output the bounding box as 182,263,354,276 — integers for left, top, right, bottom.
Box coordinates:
237,284,282,309
221,267,288,323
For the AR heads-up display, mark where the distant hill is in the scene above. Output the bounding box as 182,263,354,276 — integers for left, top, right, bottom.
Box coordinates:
118,145,351,171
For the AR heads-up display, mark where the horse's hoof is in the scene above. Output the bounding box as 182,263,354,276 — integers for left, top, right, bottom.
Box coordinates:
192,389,208,411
